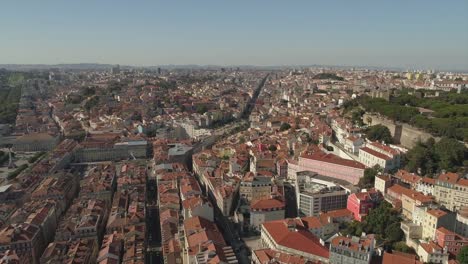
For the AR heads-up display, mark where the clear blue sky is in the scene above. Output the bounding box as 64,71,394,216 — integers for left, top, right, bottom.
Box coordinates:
1,0,467,70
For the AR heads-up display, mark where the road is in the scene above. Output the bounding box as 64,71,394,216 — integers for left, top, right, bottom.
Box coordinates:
146,176,163,264
190,73,269,264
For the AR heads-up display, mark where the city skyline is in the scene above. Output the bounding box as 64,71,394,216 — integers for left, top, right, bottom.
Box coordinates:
1,0,468,71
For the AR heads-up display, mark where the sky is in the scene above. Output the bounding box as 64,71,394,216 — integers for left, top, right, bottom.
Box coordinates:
1,0,468,71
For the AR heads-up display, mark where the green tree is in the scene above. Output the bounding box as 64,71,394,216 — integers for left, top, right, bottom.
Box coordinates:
385,223,404,242
358,165,381,189
434,137,466,172
351,109,365,126
280,123,291,131
458,246,468,264
196,105,208,114
365,124,393,144
362,201,402,240
392,241,415,254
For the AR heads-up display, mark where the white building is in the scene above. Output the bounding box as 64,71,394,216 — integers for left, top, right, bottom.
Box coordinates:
359,141,401,172
329,235,375,264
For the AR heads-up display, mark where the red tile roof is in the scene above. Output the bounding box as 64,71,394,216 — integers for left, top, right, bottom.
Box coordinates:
360,147,392,161
301,151,365,169
382,252,423,264
262,219,329,258
251,198,285,211
438,172,460,184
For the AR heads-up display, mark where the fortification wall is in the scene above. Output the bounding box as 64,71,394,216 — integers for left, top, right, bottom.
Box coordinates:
363,113,438,148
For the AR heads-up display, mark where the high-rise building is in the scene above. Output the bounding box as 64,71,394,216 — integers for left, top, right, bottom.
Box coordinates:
111,64,120,74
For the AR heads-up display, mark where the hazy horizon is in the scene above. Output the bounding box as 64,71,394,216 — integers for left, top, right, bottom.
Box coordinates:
1,0,468,71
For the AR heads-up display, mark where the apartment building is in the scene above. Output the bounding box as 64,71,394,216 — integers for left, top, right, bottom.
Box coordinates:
297,148,365,185
260,218,329,263
358,141,401,172
329,235,375,264
250,197,285,231
296,172,349,216
434,172,468,212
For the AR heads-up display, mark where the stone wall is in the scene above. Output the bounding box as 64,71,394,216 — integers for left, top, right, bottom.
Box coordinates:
363,113,438,149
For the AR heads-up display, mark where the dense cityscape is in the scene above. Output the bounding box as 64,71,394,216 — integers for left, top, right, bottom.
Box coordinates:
0,65,467,264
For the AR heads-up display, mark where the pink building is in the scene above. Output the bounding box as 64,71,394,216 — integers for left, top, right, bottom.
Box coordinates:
435,227,468,257
298,150,365,185
347,189,383,221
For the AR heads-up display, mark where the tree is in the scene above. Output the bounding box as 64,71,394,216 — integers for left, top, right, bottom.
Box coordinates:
458,246,468,264
358,166,381,189
280,123,291,131
196,105,208,114
351,109,365,126
434,137,466,172
405,142,435,175
385,223,404,243
362,201,402,240
365,124,393,144
392,241,415,254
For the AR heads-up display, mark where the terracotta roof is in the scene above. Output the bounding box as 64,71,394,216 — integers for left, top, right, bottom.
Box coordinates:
437,227,456,235
427,209,448,219
251,198,285,211
438,172,460,184
320,209,353,219
360,147,392,161
369,141,399,155
262,219,329,258
396,170,422,184
301,150,365,169
253,248,319,264
382,252,423,264
419,241,443,254
421,177,436,185
331,235,374,253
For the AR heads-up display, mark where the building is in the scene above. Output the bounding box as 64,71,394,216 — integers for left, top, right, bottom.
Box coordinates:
250,197,285,231
417,241,449,264
75,139,148,162
111,64,120,74
13,133,60,152
329,235,375,264
300,209,354,240
296,172,350,217
0,224,45,264
167,143,193,166
435,227,468,257
347,189,382,221
374,175,392,194
416,177,436,196
96,232,123,264
297,148,365,185
239,174,272,203
434,172,468,212
421,209,455,241
358,141,401,172
183,216,238,264
260,218,329,263
252,248,313,264
455,207,468,238
343,136,364,155
382,251,423,264
386,185,433,220
182,196,214,222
